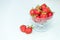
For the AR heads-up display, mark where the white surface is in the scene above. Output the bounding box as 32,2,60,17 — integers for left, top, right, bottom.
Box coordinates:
0,0,60,40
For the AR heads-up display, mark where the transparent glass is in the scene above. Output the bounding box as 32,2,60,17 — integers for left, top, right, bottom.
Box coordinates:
30,17,52,32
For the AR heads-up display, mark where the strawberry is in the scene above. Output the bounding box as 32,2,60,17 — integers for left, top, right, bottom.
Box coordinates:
30,9,40,16
25,27,32,34
34,16,41,22
47,12,53,17
30,9,35,16
34,9,40,15
41,4,47,9
20,25,26,32
42,7,51,13
40,13,47,19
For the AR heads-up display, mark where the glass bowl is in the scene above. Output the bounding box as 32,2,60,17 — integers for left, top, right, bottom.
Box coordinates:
30,16,53,32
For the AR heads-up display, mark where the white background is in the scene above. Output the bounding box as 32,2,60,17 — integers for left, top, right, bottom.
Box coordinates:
0,0,60,40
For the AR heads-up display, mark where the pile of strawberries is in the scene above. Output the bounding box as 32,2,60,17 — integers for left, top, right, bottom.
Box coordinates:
30,4,53,23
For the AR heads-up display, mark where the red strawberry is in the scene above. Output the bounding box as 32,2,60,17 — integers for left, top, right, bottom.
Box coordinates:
41,4,47,9
42,7,51,13
30,9,40,16
47,12,53,17
20,25,26,32
34,9,40,15
40,13,47,19
34,16,41,22
25,27,32,34
30,9,35,16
